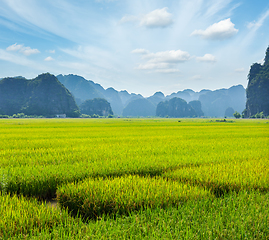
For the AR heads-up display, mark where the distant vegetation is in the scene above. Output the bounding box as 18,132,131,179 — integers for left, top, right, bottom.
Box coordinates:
245,46,269,118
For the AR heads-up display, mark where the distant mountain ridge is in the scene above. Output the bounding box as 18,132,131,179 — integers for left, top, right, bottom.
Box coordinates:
57,74,141,115
57,74,246,117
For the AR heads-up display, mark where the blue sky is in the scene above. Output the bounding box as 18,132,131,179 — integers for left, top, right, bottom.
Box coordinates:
0,0,268,97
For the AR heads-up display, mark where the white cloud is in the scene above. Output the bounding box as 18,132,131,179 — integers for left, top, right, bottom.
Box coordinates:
131,48,149,54
191,18,238,40
156,68,180,73
247,21,262,29
44,56,54,61
6,43,23,51
120,8,173,28
144,50,191,63
21,46,40,56
6,43,40,56
0,48,43,69
196,54,217,63
140,8,173,28
134,49,190,73
136,62,180,73
136,62,171,70
49,50,55,54
241,9,269,48
247,9,269,30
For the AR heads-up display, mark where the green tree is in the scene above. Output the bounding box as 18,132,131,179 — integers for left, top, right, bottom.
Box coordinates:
241,109,247,118
233,111,241,119
255,111,264,118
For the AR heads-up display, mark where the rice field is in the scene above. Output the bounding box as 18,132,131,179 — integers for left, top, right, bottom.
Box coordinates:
0,118,268,239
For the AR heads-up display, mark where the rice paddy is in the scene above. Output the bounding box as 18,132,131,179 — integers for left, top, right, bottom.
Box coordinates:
0,118,268,239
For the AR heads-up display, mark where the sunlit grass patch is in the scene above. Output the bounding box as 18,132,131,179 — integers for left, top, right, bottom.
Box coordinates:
163,158,269,195
0,193,84,239
56,175,213,220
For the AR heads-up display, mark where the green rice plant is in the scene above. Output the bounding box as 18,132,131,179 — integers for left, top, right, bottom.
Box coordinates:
7,191,269,239
163,158,269,195
1,118,268,199
0,169,9,194
0,193,84,239
0,119,268,239
87,191,268,240
56,175,213,220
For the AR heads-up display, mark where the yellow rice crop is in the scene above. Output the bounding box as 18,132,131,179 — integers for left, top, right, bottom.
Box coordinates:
56,175,213,219
163,158,269,195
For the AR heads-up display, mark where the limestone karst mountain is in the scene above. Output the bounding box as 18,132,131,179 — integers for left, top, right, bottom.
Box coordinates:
245,46,269,117
0,73,79,117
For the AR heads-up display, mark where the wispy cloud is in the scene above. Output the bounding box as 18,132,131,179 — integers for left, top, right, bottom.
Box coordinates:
240,8,269,49
6,43,40,56
21,46,40,56
143,50,191,63
120,7,173,28
131,49,149,54
136,62,172,70
133,49,190,73
140,8,173,28
247,9,269,31
196,54,217,63
44,56,54,61
191,18,238,40
203,0,233,18
0,48,42,68
6,43,23,51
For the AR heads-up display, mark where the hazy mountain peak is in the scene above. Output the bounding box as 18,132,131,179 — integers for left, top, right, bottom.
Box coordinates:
153,91,165,98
